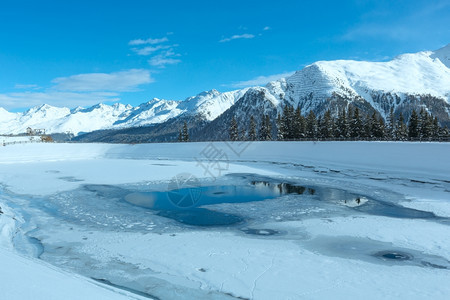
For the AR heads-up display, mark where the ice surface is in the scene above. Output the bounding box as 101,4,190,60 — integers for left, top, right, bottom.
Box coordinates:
1,142,449,299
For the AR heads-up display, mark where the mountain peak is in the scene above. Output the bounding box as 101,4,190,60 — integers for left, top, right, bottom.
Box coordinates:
193,89,221,99
434,43,450,52
70,106,85,114
36,103,54,111
25,103,68,115
431,43,450,68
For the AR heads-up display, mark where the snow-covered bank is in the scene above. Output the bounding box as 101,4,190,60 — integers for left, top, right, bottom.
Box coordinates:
0,141,449,299
0,202,19,249
0,248,149,300
1,141,449,174
0,201,147,300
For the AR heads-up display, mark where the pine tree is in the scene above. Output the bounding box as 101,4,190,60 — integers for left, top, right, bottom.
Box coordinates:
178,129,183,142
408,110,419,139
350,107,363,139
440,126,449,140
249,116,257,141
336,108,348,138
305,110,317,138
259,114,268,141
376,117,386,139
363,113,374,139
280,105,293,140
319,110,333,139
276,112,283,140
397,113,408,141
369,113,385,139
181,121,189,142
240,127,246,141
265,115,272,140
419,108,431,139
386,107,395,140
423,111,434,140
432,116,440,140
293,106,305,139
299,114,306,138
258,114,273,141
229,116,239,141
317,115,323,138
347,106,353,125
344,107,351,138
287,105,295,139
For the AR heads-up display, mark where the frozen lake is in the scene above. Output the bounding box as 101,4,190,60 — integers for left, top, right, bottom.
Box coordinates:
1,142,449,299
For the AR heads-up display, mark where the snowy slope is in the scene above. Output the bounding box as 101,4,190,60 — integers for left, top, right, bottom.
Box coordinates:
51,103,132,134
276,44,450,117
0,44,449,136
0,107,16,121
114,98,182,128
289,49,450,102
14,104,71,133
178,88,250,121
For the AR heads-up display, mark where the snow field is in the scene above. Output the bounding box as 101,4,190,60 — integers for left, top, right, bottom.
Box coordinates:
0,141,449,299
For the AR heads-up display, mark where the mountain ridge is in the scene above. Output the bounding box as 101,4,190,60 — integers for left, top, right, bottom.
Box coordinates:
1,44,449,137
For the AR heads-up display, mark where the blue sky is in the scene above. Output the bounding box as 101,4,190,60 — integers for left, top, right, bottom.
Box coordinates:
0,0,449,111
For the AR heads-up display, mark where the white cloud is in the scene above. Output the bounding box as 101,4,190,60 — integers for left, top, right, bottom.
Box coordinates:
1,69,152,109
228,72,295,88
14,84,40,90
148,56,181,67
263,26,271,31
52,69,153,92
131,45,169,56
148,50,181,68
128,37,168,45
128,36,182,68
0,91,120,110
0,69,153,109
219,34,255,43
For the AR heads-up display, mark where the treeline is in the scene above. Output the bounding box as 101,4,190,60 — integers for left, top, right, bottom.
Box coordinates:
229,106,449,141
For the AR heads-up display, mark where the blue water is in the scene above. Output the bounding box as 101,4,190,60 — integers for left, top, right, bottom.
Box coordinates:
124,182,315,211
121,181,316,226
7,175,439,230
118,178,439,226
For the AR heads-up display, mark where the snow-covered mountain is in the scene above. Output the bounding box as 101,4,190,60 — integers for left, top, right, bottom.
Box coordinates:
276,45,450,118
0,90,246,135
199,43,450,140
1,44,449,137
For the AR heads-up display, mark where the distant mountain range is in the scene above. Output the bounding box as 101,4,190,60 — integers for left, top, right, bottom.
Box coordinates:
1,44,449,142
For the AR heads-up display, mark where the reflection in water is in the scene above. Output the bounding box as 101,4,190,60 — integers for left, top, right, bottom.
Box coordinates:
124,182,314,226
250,181,316,195
122,181,317,226
124,181,315,211
81,176,442,227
